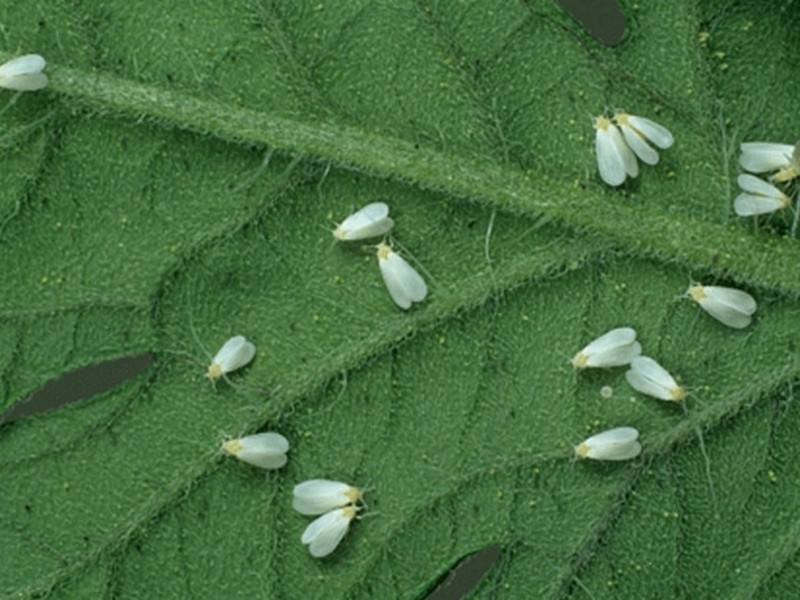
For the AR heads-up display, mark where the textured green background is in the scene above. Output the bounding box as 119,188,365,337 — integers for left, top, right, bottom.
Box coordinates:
1,1,799,598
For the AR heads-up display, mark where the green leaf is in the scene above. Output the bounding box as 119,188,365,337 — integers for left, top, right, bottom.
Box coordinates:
1,1,799,598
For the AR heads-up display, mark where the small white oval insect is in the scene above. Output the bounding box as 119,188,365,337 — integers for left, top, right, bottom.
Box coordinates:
614,112,674,166
571,327,642,369
293,479,363,516
0,54,47,91
686,284,757,329
739,142,798,183
594,115,638,186
734,174,791,216
207,335,256,380
301,506,358,558
222,432,289,469
575,427,641,461
377,242,427,309
625,356,686,402
333,202,394,241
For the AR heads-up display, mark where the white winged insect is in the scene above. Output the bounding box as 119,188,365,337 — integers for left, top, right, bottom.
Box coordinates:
333,202,394,241
0,54,47,91
207,335,256,380
376,242,427,309
686,284,757,329
734,174,791,216
222,432,289,469
739,141,800,184
594,115,638,186
293,479,363,516
571,327,642,369
625,356,686,402
301,506,359,558
613,112,674,166
575,427,641,461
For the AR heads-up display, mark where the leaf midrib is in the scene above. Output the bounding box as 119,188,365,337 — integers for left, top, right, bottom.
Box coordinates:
34,60,800,297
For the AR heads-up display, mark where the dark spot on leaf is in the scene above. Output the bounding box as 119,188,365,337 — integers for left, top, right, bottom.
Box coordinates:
422,546,502,600
555,0,626,46
0,353,154,425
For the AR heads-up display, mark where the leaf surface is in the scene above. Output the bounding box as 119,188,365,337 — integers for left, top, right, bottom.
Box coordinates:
2,1,799,599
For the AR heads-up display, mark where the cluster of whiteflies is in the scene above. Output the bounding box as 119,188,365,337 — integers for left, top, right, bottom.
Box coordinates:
734,141,799,217
572,329,686,403
222,439,363,557
594,111,674,186
0,54,47,91
571,282,756,461
209,336,290,465
209,338,363,558
593,108,798,225
293,480,364,557
334,202,427,310
570,327,663,461
1,43,771,563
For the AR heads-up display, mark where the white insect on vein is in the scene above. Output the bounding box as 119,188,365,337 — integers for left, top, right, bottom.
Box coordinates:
222,432,289,470
686,284,757,329
626,356,686,402
301,506,359,558
0,54,48,91
575,427,642,461
614,112,674,166
376,242,427,309
333,202,394,241
571,327,642,369
207,335,256,380
292,479,363,515
594,115,637,186
734,174,791,216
